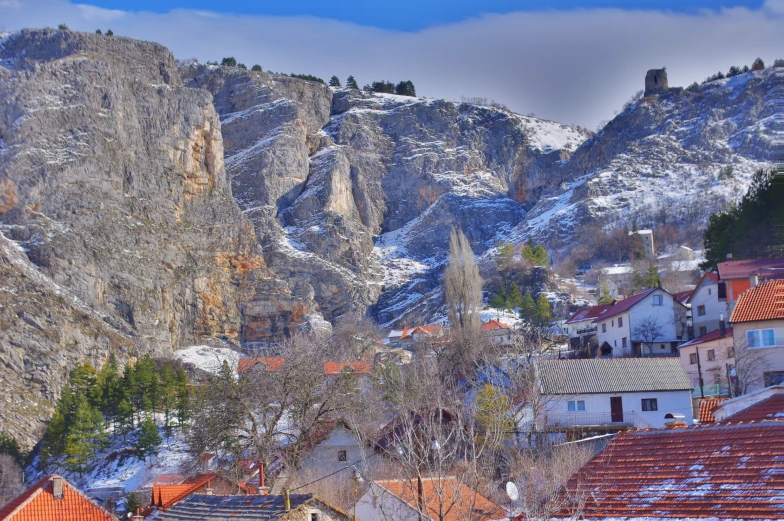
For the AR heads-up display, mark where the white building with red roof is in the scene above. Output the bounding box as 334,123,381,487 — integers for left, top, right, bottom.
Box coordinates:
479,319,513,346
677,324,735,400
688,272,725,337
594,287,688,357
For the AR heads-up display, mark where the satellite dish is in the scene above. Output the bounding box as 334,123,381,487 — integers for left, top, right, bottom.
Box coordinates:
506,481,519,502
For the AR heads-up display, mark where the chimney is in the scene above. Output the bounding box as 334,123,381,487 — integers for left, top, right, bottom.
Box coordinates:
726,253,733,260
132,508,144,521
205,487,214,496
52,476,64,500
283,488,291,511
750,273,759,287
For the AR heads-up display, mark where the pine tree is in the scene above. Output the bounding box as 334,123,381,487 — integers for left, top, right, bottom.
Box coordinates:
63,396,99,475
645,264,661,288
521,238,549,265
329,75,341,87
597,281,613,305
174,368,189,427
137,415,162,463
395,80,416,97
346,76,359,89
95,29,102,34
489,284,507,311
106,29,113,36
116,399,134,438
507,282,523,310
221,57,237,67
519,291,536,323
0,432,25,468
251,64,262,72
534,294,552,329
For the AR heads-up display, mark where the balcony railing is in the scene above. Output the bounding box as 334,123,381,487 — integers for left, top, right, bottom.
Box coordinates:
575,327,597,335
544,411,654,430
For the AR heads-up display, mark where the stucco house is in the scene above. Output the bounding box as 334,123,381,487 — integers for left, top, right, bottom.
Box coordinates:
677,325,735,399
594,287,688,357
729,279,784,392
688,272,724,337
480,319,514,346
534,358,694,430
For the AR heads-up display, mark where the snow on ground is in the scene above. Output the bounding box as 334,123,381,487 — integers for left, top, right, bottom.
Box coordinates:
514,114,590,153
480,308,523,328
173,345,244,375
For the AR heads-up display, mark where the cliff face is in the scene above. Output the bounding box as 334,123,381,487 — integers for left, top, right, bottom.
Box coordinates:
0,29,273,446
182,64,589,327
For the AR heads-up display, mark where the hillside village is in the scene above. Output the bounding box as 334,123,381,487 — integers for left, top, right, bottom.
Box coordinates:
0,22,783,521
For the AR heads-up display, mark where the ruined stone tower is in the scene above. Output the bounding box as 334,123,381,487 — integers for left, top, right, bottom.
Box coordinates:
644,68,668,96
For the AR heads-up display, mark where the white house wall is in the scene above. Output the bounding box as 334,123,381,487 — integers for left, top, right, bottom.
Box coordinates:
541,391,694,428
690,279,727,336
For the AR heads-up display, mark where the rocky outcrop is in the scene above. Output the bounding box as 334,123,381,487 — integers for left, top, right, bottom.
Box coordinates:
0,29,279,444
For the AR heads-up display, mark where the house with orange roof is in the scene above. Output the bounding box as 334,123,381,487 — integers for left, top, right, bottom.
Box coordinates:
542,417,784,520
479,319,513,346
237,357,285,374
386,324,445,351
0,474,118,521
677,324,734,400
356,477,507,521
151,473,248,511
729,278,784,392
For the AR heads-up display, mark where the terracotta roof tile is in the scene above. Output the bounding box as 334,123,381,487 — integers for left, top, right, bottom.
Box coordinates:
236,357,285,373
719,394,784,423
400,324,443,340
323,361,371,375
550,422,784,520
375,477,505,521
717,258,784,280
672,289,693,304
698,397,727,423
730,279,784,323
480,319,510,331
153,473,218,510
0,475,117,521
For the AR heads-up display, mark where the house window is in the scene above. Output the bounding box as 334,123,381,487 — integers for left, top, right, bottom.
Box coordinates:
311,514,320,521
708,288,712,295
689,353,697,364
764,371,784,386
622,337,628,349
567,400,586,412
660,344,667,350
652,295,663,306
602,323,607,333
699,326,707,336
707,349,715,361
697,305,706,316
618,317,623,328
641,398,658,411
746,329,776,348
337,450,347,462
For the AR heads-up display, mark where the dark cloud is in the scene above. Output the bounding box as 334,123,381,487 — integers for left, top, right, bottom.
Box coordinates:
2,0,783,127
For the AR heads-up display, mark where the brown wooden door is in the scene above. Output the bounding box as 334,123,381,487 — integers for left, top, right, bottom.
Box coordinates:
610,396,623,423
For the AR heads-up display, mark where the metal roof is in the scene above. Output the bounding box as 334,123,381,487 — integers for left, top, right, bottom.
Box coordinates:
155,493,341,521
536,357,693,394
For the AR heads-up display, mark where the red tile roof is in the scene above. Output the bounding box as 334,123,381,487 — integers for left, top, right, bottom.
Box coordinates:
550,422,784,520
480,319,510,331
0,475,117,521
698,397,727,423
672,289,693,305
678,327,733,347
400,324,443,340
729,279,784,323
153,473,218,510
565,303,615,324
323,361,371,375
717,257,784,280
719,394,784,423
236,357,285,373
591,288,660,323
375,477,505,521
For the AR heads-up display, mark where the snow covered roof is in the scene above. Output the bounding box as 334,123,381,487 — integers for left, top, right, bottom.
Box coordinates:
548,421,784,520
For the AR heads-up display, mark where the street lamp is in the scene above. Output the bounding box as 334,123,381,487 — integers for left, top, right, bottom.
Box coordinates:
352,467,364,521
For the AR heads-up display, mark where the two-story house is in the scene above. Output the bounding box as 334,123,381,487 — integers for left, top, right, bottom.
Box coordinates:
687,272,724,337
594,287,688,357
386,324,444,351
677,324,735,399
729,279,784,392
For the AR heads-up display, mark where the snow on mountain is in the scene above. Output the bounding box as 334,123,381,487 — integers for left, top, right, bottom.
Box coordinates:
173,345,244,375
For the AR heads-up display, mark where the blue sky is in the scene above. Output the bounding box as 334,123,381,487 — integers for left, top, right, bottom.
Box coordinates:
2,0,782,126
80,0,765,31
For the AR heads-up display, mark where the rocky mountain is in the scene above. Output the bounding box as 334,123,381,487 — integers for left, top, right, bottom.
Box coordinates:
0,29,777,446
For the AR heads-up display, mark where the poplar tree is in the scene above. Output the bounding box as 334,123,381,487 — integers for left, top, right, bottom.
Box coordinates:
444,227,483,331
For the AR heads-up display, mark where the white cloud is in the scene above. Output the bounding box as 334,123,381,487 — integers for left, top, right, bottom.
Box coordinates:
2,0,782,128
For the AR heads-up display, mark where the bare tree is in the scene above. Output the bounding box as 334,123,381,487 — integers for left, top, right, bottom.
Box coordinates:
444,227,483,332
330,311,383,360
731,336,768,396
632,316,664,356
186,333,363,489
0,454,23,507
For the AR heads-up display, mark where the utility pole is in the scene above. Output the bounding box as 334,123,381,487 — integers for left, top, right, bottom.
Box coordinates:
696,347,704,399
